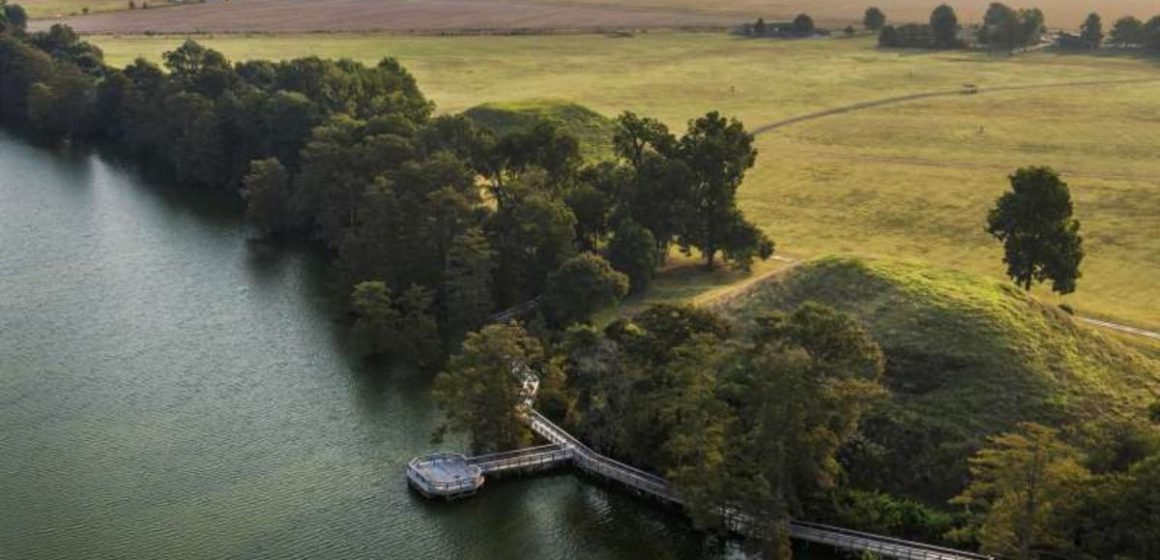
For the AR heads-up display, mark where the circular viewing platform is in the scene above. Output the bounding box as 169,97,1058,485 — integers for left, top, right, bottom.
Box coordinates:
406,453,484,500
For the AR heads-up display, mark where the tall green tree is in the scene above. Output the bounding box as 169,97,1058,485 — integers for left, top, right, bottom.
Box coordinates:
930,4,961,49
677,111,772,268
656,334,734,529
985,167,1084,294
613,111,676,169
951,423,1091,560
432,323,545,454
687,303,886,552
490,193,578,306
1079,13,1104,48
393,285,443,369
544,252,629,327
1111,16,1144,45
350,281,398,356
442,228,496,343
1,1,28,34
607,218,659,294
1071,454,1160,559
980,3,1043,52
242,157,293,237
864,7,886,31
559,325,632,455
792,14,815,34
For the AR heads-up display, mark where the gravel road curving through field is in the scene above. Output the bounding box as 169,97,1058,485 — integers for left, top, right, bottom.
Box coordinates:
751,77,1160,136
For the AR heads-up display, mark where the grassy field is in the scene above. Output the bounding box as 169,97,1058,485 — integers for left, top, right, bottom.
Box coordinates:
713,255,1160,500
89,33,1160,330
464,100,617,160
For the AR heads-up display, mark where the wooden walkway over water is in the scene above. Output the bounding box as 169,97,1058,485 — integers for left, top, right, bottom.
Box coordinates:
408,410,991,560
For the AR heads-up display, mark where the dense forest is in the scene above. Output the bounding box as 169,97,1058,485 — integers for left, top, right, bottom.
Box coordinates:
0,5,771,366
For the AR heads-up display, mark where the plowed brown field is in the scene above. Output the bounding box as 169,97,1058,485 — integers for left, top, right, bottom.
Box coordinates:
32,0,741,34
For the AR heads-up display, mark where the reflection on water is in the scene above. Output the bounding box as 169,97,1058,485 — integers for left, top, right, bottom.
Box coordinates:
0,130,762,560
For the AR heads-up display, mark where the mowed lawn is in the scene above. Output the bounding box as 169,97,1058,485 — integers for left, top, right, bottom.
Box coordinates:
91,33,1160,329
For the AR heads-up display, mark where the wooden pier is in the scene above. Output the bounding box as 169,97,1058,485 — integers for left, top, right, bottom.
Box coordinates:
408,410,991,560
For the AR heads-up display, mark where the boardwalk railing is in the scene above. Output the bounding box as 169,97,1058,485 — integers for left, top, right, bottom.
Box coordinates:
466,443,572,475
491,297,542,324
406,453,482,496
529,411,678,502
789,521,993,560
524,411,990,560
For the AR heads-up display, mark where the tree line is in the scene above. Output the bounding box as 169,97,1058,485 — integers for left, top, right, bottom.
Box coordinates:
0,9,774,369
741,14,818,38
873,2,1160,53
875,2,1044,52
1105,13,1160,51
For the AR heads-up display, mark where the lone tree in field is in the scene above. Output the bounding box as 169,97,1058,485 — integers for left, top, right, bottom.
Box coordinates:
985,167,1084,294
1080,13,1104,48
930,4,960,48
864,7,886,31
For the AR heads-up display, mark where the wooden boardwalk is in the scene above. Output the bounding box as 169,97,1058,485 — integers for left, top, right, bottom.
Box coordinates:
410,411,991,560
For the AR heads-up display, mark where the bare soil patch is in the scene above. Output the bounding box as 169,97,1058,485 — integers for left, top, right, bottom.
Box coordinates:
32,0,742,34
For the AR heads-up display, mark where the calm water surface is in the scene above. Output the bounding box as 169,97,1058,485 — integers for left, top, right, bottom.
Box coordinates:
0,130,737,560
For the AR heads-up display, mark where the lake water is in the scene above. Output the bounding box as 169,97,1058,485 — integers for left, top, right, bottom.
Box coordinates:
0,129,755,560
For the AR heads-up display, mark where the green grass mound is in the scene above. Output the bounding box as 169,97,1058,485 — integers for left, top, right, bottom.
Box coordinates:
712,255,1160,503
464,100,616,161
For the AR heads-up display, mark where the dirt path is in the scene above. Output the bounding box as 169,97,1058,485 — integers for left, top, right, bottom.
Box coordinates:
751,77,1160,136
1079,317,1160,341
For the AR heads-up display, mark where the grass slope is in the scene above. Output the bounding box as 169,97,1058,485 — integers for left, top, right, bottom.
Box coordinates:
713,255,1160,501
464,99,616,161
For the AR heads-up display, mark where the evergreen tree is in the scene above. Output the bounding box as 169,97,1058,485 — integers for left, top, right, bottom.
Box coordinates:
951,423,1091,560
442,228,496,343
242,158,293,237
350,281,398,355
432,323,544,454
